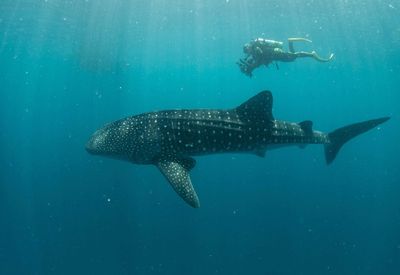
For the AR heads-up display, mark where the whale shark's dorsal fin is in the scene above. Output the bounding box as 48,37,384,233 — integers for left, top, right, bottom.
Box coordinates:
156,158,200,208
236,91,274,122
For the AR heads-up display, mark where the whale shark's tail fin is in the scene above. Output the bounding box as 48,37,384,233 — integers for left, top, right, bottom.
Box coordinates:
325,117,390,165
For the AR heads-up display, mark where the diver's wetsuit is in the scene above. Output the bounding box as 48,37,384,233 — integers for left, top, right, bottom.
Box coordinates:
237,38,334,77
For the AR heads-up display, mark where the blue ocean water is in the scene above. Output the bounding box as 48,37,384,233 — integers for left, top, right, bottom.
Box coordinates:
0,0,399,274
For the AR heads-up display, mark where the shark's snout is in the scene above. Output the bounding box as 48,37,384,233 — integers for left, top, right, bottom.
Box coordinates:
85,128,105,155
85,126,113,156
85,137,96,154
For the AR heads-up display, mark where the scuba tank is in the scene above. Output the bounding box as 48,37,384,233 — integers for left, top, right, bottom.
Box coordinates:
255,38,283,49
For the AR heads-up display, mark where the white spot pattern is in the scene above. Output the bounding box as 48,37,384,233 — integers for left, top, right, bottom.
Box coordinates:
86,91,332,208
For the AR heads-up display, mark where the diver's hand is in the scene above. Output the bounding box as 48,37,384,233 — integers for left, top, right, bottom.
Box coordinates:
237,60,253,77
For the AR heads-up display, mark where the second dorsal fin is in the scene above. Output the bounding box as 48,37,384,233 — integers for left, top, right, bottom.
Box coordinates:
298,120,313,135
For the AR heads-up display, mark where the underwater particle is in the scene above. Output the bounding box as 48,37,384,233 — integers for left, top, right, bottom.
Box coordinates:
95,90,103,99
107,198,111,202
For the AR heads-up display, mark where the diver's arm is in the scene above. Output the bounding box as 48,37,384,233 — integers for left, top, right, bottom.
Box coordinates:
237,59,255,77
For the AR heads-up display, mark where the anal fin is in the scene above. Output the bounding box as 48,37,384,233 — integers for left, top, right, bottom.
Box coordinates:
156,158,200,208
254,147,267,157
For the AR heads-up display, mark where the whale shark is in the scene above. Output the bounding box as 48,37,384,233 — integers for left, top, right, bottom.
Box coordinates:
86,91,389,208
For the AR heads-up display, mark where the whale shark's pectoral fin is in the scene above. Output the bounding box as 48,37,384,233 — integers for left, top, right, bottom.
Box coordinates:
156,158,200,208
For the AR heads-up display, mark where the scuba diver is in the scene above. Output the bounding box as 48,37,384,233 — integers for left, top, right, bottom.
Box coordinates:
237,37,334,77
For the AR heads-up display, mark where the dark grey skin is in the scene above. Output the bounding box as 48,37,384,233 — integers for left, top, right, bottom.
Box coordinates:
86,91,389,208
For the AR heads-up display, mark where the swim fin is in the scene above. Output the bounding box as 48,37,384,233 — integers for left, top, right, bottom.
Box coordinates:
312,51,334,62
288,37,313,43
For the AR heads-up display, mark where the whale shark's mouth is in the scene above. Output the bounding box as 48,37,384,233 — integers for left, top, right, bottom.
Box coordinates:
85,138,97,154
85,125,115,155
85,142,95,154
86,130,105,154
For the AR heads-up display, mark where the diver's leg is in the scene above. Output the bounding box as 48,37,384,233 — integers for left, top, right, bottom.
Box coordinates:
287,37,312,53
294,51,334,62
273,50,297,62
288,41,295,53
294,51,315,58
